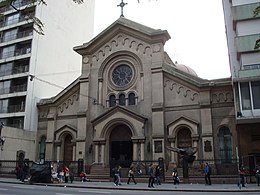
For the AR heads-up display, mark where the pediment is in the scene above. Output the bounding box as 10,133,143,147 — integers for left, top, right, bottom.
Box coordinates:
74,17,170,56
168,116,199,138
54,124,77,142
92,106,147,126
92,106,147,140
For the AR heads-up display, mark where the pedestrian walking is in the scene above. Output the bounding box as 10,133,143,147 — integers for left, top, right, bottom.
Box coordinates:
127,167,137,184
148,163,155,188
204,162,211,185
113,165,121,186
155,165,162,185
172,168,180,185
63,165,70,183
239,165,246,187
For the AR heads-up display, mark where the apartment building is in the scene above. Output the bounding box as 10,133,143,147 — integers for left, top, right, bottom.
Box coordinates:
222,0,260,158
0,0,95,131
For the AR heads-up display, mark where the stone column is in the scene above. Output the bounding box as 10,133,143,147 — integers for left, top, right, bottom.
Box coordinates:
73,145,76,161
133,142,138,160
100,144,105,164
193,140,198,159
170,141,175,162
56,146,61,161
95,144,99,163
141,142,145,161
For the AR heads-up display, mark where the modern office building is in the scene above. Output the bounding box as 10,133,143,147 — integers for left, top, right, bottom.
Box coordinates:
0,0,95,131
222,0,260,158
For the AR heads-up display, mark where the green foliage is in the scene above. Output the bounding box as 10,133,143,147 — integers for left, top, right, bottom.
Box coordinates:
73,0,84,4
255,38,260,50
0,0,82,35
253,6,260,50
253,5,260,17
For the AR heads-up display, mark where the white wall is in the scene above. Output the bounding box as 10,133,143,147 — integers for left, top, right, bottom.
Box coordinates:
24,0,95,130
0,127,36,161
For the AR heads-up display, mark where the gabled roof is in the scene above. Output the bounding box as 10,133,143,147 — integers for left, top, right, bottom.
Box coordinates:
91,105,147,126
74,17,171,55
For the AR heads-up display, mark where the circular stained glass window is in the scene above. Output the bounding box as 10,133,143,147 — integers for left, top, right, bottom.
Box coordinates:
112,64,133,87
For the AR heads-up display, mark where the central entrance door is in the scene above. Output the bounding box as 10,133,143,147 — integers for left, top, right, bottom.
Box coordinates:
110,124,132,167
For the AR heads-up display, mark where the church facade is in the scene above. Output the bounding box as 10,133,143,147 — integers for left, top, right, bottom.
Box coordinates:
36,18,236,170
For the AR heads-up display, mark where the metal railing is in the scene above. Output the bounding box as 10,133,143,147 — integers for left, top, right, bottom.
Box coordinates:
0,47,31,60
0,0,36,13
0,30,33,43
0,14,35,28
0,84,27,95
0,65,29,77
0,104,25,113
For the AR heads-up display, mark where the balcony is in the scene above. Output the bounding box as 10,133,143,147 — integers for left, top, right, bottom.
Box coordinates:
0,104,25,114
0,30,33,43
0,14,34,28
233,2,260,21
0,84,27,95
0,0,36,13
236,34,260,53
0,47,31,59
0,64,29,77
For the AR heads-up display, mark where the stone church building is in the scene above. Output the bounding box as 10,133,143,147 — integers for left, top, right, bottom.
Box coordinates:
36,17,236,172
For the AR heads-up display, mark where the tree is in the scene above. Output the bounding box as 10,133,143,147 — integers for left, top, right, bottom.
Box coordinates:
0,0,84,35
0,0,156,35
253,5,260,49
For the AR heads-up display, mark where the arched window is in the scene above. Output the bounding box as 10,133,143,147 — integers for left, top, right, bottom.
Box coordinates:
109,94,116,107
39,136,46,161
128,93,136,105
218,126,232,162
119,94,126,106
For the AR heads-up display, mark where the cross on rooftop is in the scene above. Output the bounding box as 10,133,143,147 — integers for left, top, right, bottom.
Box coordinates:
117,0,128,17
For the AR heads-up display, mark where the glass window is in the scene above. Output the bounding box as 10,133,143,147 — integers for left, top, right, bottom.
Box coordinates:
218,126,232,163
0,80,10,94
119,94,126,106
3,29,17,42
0,99,8,113
2,45,15,58
5,13,19,25
240,82,251,110
0,62,13,76
252,81,260,109
109,95,116,107
128,93,136,105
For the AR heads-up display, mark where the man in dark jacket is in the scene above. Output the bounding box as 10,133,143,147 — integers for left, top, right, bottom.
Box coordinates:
148,164,155,188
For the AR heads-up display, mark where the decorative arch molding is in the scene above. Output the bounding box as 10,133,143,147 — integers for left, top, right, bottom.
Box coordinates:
57,93,79,114
101,118,136,139
92,106,146,142
54,124,77,142
211,92,234,103
92,34,153,64
168,116,199,140
164,79,199,102
98,50,143,78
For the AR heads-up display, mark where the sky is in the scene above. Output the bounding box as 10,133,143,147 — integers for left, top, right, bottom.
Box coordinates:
94,0,230,80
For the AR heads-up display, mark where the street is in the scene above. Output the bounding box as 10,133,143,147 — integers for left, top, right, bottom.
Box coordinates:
0,183,259,195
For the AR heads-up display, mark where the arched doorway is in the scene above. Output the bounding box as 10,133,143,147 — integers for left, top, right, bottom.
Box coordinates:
177,128,192,165
110,124,133,167
64,134,73,161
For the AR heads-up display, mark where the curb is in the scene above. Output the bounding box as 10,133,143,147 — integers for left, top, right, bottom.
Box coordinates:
0,180,260,192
